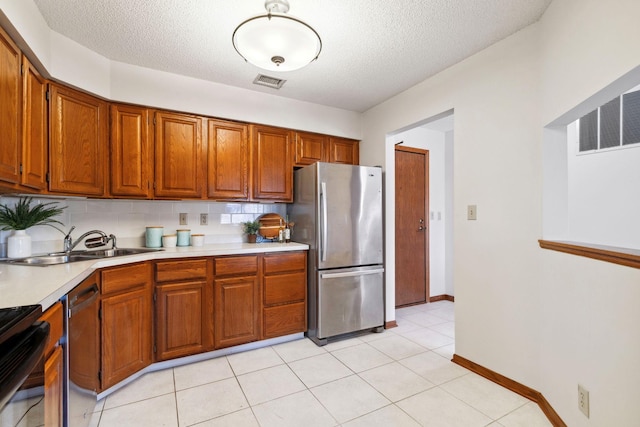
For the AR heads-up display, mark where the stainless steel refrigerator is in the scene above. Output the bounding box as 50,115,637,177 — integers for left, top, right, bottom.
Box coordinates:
288,162,384,345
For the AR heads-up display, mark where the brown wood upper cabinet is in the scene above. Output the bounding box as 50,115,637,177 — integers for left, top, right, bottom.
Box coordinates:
0,26,22,186
21,56,48,191
48,84,108,196
154,111,203,199
251,124,293,202
294,131,328,166
207,119,249,200
294,132,360,167
110,104,152,198
329,136,359,165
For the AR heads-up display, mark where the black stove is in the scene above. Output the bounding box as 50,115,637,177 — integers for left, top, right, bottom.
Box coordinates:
0,305,42,347
0,304,49,413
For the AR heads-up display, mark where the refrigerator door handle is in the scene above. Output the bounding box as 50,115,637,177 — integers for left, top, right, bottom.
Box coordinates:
321,181,328,262
320,268,385,279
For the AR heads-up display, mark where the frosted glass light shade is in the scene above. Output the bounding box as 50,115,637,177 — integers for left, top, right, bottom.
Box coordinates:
232,14,321,72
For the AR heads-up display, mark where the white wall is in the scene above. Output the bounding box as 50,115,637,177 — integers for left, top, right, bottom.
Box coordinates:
0,196,285,257
363,0,640,425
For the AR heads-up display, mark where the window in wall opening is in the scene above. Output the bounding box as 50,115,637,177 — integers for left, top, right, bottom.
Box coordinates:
577,87,640,152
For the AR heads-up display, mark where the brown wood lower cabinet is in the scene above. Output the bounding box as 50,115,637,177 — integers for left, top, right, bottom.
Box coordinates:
262,252,307,339
101,263,152,390
213,255,261,349
155,258,213,361
41,301,64,427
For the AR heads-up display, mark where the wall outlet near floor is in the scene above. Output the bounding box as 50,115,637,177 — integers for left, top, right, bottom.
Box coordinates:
578,384,590,418
200,213,208,226
467,205,477,220
179,213,188,225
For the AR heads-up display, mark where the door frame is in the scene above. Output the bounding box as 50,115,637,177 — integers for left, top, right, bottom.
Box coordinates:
394,145,430,307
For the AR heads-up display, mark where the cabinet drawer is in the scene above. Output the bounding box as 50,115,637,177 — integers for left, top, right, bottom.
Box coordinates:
156,259,208,282
264,272,306,305
263,302,306,338
263,252,306,274
40,302,63,358
214,255,258,276
102,263,151,295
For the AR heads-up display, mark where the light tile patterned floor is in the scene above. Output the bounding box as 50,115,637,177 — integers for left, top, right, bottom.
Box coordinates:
90,301,552,427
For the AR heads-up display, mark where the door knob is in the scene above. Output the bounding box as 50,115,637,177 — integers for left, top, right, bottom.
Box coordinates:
418,225,425,231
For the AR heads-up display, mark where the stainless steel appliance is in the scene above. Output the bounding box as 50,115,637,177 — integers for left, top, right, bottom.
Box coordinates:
288,162,384,345
0,305,49,427
66,277,101,427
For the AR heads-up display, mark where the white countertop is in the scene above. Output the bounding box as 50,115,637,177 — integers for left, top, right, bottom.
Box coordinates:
0,242,308,310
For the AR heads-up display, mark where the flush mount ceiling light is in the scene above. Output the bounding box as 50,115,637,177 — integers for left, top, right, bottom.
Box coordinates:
232,0,322,72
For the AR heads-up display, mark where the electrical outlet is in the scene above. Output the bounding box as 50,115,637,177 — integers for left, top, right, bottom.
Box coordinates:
179,213,188,225
200,213,208,226
467,205,477,220
578,384,590,418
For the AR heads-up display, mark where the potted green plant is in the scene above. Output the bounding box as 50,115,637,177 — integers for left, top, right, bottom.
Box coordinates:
0,196,66,258
242,219,261,243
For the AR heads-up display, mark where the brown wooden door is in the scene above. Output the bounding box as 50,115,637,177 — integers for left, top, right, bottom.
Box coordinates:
0,26,22,185
155,280,213,361
110,104,152,197
214,275,260,349
207,119,249,199
395,146,429,307
251,124,293,201
21,56,48,190
294,131,327,166
154,111,203,198
328,137,359,165
49,84,108,196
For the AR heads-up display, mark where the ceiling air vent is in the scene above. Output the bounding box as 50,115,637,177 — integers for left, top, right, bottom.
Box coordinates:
253,74,286,89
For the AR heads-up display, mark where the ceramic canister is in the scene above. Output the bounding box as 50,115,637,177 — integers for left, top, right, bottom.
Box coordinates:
191,234,204,247
176,229,191,246
162,234,177,248
145,226,164,248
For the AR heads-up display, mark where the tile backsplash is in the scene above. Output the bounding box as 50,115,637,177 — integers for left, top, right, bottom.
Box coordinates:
0,196,285,256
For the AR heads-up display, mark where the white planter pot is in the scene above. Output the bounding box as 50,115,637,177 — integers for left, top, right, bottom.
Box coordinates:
7,229,32,258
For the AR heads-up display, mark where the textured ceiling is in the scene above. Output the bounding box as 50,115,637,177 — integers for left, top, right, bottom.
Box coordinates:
33,0,551,112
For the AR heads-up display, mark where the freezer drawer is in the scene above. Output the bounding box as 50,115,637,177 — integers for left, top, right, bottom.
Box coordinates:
317,266,384,339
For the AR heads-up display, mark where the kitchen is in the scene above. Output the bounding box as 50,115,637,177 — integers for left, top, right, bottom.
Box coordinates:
1,0,640,426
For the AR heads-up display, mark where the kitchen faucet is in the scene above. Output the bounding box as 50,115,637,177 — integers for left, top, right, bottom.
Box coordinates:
63,226,117,253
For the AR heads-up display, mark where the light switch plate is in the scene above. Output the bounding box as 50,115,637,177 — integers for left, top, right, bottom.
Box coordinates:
179,213,188,225
467,205,477,220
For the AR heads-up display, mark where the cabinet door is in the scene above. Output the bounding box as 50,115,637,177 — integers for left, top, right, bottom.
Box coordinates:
329,137,359,165
21,56,48,190
207,119,249,199
49,84,108,195
101,264,152,389
214,275,260,349
101,288,152,388
44,345,63,427
294,131,327,166
110,104,152,197
154,111,203,198
0,26,21,185
251,125,293,201
155,280,213,361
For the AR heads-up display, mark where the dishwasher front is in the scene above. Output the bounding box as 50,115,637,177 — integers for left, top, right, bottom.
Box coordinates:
66,274,100,427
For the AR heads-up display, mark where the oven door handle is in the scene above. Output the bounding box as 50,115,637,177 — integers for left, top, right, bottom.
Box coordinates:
69,283,99,317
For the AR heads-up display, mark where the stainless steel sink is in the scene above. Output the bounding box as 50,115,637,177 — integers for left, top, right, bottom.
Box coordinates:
1,248,163,266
